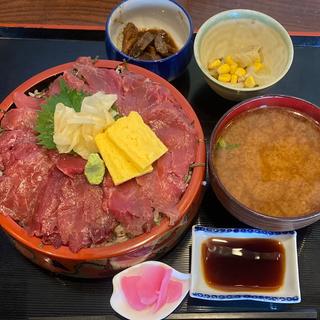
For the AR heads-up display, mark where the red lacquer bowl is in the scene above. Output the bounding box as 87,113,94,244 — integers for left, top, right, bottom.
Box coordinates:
0,60,206,278
209,95,320,231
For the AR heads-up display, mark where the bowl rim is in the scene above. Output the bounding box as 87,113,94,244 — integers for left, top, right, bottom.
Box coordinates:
0,59,206,261
209,94,320,224
105,0,194,64
193,9,294,92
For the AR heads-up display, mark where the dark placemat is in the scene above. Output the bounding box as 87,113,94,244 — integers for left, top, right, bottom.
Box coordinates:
0,34,320,320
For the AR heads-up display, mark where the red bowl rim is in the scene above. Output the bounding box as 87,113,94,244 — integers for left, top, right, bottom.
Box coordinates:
0,59,206,260
209,94,320,225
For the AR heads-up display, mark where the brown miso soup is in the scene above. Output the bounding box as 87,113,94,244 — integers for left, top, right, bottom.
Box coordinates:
213,107,320,217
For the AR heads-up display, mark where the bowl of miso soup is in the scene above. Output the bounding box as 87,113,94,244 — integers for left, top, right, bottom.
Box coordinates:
209,95,320,231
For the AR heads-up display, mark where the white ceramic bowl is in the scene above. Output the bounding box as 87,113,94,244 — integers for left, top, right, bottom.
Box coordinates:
193,9,294,101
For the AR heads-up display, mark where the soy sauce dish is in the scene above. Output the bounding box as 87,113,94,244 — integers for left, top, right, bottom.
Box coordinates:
191,226,301,303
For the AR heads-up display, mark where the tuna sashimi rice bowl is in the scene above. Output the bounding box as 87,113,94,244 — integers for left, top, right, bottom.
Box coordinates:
0,58,205,276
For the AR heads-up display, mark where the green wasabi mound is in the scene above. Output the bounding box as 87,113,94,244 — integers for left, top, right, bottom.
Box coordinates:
84,153,105,185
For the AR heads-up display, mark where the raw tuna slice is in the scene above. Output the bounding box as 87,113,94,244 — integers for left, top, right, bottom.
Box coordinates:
1,92,44,130
47,76,62,96
30,168,117,252
57,175,116,252
83,68,123,96
0,143,55,226
1,108,38,131
0,129,36,169
142,101,195,135
0,129,36,151
1,92,42,130
31,168,63,228
63,71,89,93
30,168,66,247
136,155,185,224
136,104,196,223
102,176,154,236
13,92,42,110
63,57,123,96
118,71,174,116
56,154,86,177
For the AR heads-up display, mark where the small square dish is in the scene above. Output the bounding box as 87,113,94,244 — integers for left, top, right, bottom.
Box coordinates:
190,226,301,303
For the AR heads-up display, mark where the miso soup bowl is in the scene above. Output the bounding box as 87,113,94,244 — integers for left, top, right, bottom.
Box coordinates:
209,95,320,231
105,0,193,81
194,9,294,101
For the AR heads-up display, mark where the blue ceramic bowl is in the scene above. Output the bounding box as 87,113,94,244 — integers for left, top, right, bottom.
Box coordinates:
105,0,193,81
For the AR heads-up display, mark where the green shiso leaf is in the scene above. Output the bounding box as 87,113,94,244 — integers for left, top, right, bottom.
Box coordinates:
35,79,87,149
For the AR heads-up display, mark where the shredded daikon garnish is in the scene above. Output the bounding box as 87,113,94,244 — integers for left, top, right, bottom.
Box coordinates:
53,92,118,159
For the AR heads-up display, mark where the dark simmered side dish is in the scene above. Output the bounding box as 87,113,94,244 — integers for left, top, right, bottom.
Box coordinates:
122,22,178,60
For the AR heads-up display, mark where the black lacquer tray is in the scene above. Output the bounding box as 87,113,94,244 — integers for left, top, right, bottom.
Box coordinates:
0,28,319,319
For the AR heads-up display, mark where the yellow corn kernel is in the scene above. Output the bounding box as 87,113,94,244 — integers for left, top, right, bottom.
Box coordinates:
208,59,222,70
225,55,234,65
230,63,238,74
218,73,231,82
217,63,231,74
253,62,264,72
230,74,238,84
235,67,246,77
254,56,261,63
244,76,256,88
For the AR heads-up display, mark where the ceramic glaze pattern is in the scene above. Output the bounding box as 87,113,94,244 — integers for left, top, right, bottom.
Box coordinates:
194,226,295,235
190,292,300,303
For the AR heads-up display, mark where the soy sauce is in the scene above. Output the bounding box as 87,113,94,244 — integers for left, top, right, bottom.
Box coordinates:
202,238,285,292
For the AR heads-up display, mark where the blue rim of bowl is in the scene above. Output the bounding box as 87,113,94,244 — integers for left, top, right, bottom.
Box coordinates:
105,0,194,64
193,9,294,92
209,94,320,225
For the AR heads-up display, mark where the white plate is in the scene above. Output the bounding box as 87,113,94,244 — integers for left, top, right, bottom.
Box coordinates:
110,261,190,320
191,225,301,303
